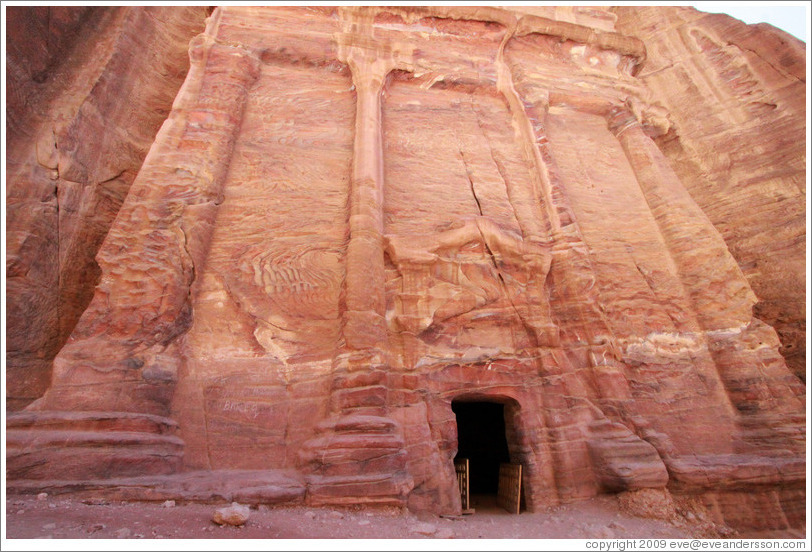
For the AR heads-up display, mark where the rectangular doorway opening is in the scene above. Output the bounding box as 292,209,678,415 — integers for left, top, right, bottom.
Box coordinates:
453,399,521,513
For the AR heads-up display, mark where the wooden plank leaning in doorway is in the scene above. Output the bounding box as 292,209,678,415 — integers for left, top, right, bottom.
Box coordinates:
497,463,522,514
454,458,473,513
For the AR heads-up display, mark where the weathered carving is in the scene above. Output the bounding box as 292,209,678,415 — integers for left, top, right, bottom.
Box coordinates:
613,6,807,382
385,217,552,347
6,5,805,534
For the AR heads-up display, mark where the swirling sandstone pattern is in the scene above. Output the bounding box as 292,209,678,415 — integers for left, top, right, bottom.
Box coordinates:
5,6,805,533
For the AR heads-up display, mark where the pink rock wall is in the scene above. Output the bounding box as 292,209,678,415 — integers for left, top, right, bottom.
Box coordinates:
5,6,805,533
613,6,807,381
6,6,209,409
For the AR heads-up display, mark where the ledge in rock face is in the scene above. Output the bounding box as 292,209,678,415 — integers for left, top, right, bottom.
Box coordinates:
6,411,185,481
6,470,307,506
305,474,414,508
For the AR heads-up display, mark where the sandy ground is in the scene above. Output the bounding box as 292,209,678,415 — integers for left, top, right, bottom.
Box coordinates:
4,491,765,547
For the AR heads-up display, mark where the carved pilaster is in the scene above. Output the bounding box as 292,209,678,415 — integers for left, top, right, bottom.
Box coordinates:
516,96,627,358
607,104,756,331
491,43,560,349
608,105,803,435
30,34,261,416
7,30,262,485
299,11,416,510
342,56,392,351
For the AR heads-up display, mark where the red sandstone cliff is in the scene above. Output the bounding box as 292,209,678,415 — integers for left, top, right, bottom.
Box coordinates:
613,6,807,382
6,6,210,409
4,6,806,535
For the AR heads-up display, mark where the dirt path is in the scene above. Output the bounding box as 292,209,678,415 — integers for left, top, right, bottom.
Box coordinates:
4,491,750,543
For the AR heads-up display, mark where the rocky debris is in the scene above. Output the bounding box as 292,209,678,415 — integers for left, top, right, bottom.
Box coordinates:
588,524,615,539
617,488,677,521
36,492,48,501
5,492,796,539
212,502,251,527
162,500,175,508
609,521,626,531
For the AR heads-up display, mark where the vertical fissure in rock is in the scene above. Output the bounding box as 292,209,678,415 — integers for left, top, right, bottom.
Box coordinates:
179,218,196,327
457,142,484,217
468,96,524,233
475,224,536,346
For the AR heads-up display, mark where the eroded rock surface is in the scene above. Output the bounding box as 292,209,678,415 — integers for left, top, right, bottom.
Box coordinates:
6,6,209,409
5,5,805,535
613,6,807,381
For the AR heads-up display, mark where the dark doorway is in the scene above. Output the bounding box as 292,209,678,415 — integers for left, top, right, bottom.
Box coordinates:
452,400,511,495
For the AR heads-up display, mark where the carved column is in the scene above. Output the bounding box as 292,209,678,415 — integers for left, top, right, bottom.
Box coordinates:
521,99,620,352
608,106,757,331
512,96,660,503
608,106,804,431
7,28,262,483
297,16,415,506
28,34,261,416
342,57,391,351
493,54,561,350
